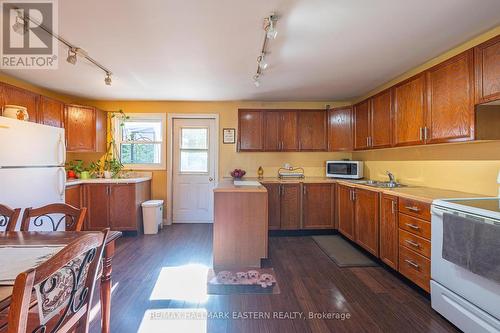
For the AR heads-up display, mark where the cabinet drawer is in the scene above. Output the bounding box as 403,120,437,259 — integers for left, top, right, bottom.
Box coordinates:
398,213,431,239
399,245,430,292
399,229,431,258
398,198,431,221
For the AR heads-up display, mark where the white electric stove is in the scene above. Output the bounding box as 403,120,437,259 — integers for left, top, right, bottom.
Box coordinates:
431,197,500,333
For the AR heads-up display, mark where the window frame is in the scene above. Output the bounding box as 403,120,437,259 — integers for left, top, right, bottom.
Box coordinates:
178,126,210,174
114,113,166,170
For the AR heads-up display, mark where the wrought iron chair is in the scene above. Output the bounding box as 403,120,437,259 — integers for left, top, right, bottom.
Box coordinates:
20,203,87,232
0,204,21,231
7,230,108,333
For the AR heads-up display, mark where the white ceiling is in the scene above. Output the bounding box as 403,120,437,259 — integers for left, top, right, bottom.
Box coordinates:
2,0,500,101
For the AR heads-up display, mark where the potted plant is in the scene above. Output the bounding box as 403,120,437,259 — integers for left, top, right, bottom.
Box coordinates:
103,109,128,179
89,160,102,178
104,158,124,179
66,160,85,179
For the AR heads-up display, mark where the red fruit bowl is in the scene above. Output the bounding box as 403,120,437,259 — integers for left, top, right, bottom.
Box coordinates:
230,169,246,179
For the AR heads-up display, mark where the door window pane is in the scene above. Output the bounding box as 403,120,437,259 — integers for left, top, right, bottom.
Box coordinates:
181,128,208,149
180,151,208,173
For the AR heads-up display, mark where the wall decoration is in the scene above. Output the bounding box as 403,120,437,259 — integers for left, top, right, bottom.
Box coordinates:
223,128,236,144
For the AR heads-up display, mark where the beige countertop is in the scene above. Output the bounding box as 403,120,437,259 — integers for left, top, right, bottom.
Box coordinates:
214,180,267,193
66,176,152,187
239,177,481,203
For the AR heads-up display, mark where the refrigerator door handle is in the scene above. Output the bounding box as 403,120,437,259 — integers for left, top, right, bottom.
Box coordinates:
57,167,66,199
58,133,66,166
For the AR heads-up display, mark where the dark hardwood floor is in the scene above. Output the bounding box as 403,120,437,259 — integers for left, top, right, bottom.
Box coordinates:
89,224,458,333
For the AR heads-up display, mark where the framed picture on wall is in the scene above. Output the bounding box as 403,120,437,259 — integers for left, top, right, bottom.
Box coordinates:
223,128,236,144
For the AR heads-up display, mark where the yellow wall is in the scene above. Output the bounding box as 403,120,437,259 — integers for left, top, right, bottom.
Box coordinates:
351,25,500,196
80,100,351,205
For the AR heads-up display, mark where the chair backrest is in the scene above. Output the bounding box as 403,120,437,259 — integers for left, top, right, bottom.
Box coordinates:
0,204,21,231
21,203,87,231
8,230,108,333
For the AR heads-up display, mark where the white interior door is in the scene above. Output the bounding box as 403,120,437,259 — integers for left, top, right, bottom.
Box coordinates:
172,118,216,223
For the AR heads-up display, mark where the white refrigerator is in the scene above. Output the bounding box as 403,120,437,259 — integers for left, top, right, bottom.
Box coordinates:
0,116,66,231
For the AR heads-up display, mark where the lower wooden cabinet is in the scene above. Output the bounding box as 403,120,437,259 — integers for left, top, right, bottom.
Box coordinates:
399,245,431,292
82,181,151,232
337,184,355,240
380,194,399,269
65,184,82,208
280,183,301,230
302,183,334,229
262,183,281,230
354,188,379,256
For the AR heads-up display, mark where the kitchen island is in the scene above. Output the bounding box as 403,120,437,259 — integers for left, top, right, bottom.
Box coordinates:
213,180,268,270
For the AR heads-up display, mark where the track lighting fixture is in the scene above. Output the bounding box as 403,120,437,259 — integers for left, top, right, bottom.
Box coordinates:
104,73,112,86
252,12,279,87
66,48,77,65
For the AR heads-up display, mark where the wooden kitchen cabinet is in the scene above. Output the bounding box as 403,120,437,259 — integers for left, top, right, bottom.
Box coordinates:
66,105,107,152
0,82,39,122
380,194,398,269
302,183,334,229
280,111,299,151
298,110,327,151
328,106,353,151
337,184,355,240
426,50,474,143
83,181,151,232
263,110,299,151
65,184,82,208
238,109,264,151
475,34,500,104
280,183,301,230
39,96,64,128
393,74,426,146
370,89,393,148
263,111,280,151
354,100,371,150
354,188,380,256
262,182,281,230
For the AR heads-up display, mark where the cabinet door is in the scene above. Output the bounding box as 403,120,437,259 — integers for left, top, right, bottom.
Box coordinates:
280,111,299,151
371,90,392,148
303,183,334,229
380,194,398,269
354,188,379,256
66,105,96,152
354,100,371,150
426,50,474,143
263,111,280,151
328,107,353,151
0,83,39,122
65,185,81,208
393,74,426,146
83,184,109,231
298,110,327,151
95,108,107,153
475,35,500,104
280,184,301,230
337,184,355,240
109,184,136,230
238,109,263,151
39,96,64,128
262,183,281,230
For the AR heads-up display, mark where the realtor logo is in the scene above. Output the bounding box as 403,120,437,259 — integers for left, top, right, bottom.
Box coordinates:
0,0,58,69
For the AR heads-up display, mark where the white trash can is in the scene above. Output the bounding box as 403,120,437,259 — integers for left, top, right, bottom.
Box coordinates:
142,200,164,234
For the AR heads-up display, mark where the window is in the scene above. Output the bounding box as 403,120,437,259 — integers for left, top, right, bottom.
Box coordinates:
180,127,209,173
114,113,166,170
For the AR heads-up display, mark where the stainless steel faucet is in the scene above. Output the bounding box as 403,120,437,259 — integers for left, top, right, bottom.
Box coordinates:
386,171,396,183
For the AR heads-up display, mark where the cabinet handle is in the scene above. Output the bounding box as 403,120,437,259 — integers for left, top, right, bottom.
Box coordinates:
404,259,420,269
424,127,429,141
391,200,396,214
279,184,282,197
366,137,369,147
303,185,306,195
419,127,423,141
405,239,420,248
299,141,302,150
405,223,421,230
405,206,421,212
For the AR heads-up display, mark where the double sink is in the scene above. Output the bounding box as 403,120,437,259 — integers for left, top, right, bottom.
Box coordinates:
349,179,407,188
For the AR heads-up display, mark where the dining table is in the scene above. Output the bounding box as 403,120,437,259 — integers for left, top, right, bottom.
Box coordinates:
0,230,122,333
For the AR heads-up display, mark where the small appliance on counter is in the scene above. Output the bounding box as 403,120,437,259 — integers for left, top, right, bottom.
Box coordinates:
278,166,305,179
326,160,363,179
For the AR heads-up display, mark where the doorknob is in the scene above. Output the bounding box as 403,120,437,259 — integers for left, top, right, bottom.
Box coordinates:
209,177,214,182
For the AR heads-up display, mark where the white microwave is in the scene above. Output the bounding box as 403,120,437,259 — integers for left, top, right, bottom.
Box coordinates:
326,161,363,179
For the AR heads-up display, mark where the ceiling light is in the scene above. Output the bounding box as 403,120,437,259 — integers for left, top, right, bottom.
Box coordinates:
66,48,77,65
258,55,268,70
253,75,260,87
12,12,26,35
252,12,278,88
266,14,278,39
104,73,112,86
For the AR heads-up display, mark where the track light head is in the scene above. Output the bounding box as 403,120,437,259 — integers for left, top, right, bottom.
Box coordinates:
253,74,260,87
104,73,112,86
266,14,278,39
66,48,77,65
258,55,268,70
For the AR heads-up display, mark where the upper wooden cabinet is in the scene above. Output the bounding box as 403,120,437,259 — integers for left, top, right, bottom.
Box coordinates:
66,105,107,153
0,83,39,122
328,106,353,151
370,89,392,148
39,96,64,128
238,109,264,151
263,110,299,151
302,183,334,229
263,111,280,151
354,100,370,150
393,74,426,146
426,50,474,143
475,34,500,104
298,110,327,151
